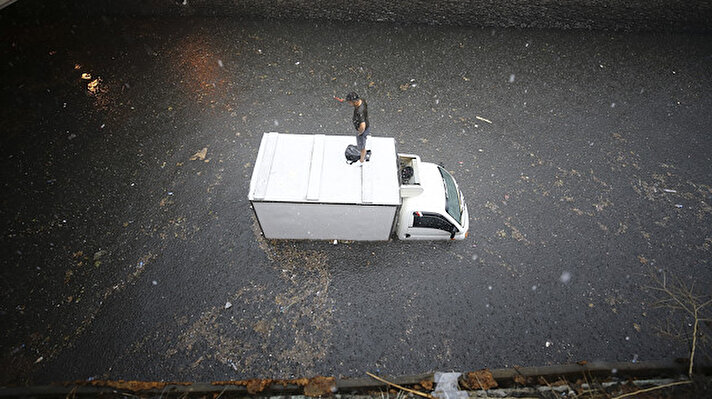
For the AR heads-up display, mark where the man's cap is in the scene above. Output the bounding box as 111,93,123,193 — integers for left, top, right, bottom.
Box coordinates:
345,92,360,102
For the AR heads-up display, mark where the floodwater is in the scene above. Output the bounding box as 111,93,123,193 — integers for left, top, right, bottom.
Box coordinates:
1,16,711,384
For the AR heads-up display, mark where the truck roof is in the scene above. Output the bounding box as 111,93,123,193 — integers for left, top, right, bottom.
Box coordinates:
248,133,401,206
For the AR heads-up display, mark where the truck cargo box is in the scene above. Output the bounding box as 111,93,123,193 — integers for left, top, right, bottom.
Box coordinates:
248,132,401,241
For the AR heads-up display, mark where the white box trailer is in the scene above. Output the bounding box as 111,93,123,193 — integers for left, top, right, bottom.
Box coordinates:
248,132,469,241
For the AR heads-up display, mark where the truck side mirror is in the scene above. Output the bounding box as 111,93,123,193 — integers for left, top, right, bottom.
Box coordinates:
450,226,458,239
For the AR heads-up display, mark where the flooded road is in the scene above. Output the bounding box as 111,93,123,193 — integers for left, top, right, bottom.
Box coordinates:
1,16,711,384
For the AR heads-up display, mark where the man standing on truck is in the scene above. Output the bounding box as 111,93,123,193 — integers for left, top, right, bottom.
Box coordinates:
346,92,370,163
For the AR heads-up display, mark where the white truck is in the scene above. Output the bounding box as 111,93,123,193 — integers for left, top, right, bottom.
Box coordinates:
248,132,469,241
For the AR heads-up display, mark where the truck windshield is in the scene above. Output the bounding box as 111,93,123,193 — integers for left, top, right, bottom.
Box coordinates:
438,166,462,225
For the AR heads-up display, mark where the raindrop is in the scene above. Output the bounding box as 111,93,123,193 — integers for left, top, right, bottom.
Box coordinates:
560,271,572,284
531,285,537,291
274,120,279,126
217,59,224,67
471,254,478,261
611,103,616,108
508,74,515,83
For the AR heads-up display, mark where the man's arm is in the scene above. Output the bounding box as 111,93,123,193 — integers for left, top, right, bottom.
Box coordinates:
358,122,366,135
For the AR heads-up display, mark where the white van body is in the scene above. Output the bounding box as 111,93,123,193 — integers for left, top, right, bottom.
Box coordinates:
248,132,468,241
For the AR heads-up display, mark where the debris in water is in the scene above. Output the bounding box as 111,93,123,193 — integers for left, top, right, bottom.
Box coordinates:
225,301,232,309
663,189,677,193
81,73,92,80
675,204,683,208
545,341,552,347
87,78,101,94
475,116,492,124
189,147,208,161
94,250,108,261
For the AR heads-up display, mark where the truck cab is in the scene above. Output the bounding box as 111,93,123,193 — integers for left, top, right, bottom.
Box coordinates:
396,154,469,240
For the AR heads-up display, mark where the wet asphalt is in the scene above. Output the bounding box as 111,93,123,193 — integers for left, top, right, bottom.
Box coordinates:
1,16,711,384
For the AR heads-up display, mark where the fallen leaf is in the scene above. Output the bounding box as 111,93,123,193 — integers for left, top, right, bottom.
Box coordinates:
465,369,498,390
246,379,271,395
64,269,74,283
190,147,208,161
87,78,100,93
303,376,335,397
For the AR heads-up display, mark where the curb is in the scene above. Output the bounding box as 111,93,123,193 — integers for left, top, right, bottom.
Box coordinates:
0,360,709,397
